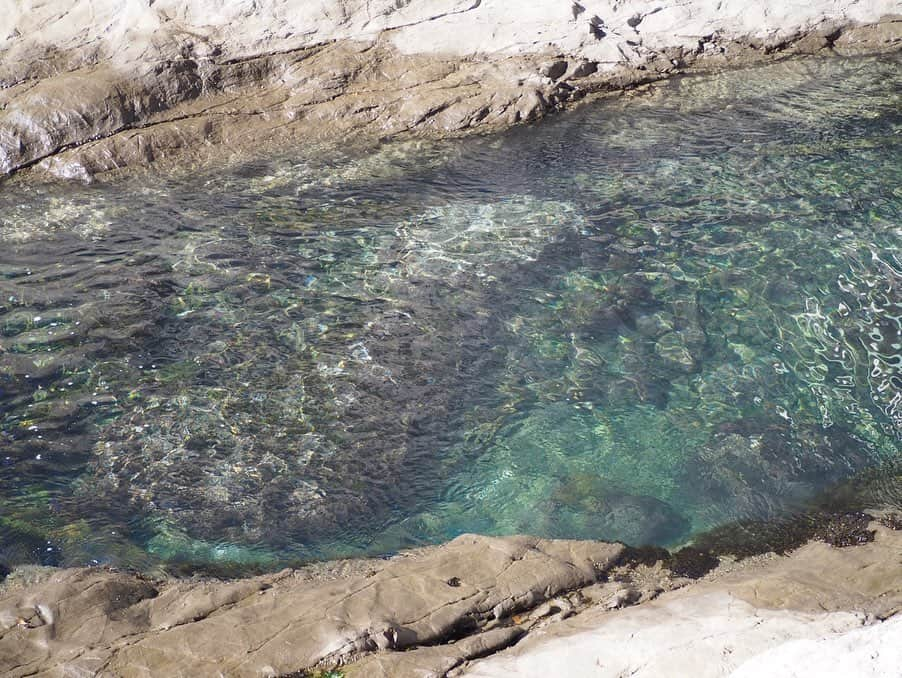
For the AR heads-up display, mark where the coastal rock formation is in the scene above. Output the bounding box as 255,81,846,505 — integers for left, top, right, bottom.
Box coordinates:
0,523,899,677
0,534,624,677
1,0,899,179
462,522,902,676
464,598,902,677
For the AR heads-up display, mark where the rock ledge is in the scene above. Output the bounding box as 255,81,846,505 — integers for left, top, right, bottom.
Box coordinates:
1,524,899,677
1,1,900,180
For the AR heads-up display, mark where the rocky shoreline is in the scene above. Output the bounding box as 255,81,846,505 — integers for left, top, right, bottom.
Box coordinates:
0,516,899,677
1,1,900,181
2,2,901,677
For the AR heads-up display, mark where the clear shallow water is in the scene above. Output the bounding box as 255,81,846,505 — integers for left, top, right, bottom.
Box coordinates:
0,55,899,572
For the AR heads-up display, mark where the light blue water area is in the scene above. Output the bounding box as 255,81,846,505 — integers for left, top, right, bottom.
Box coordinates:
0,54,899,572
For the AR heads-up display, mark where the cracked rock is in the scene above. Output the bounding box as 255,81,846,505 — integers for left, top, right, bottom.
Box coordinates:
0,534,622,677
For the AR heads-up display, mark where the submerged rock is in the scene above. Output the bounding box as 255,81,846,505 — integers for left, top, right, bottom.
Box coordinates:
654,331,699,373
553,476,690,546
635,311,675,339
66,195,592,556
588,492,690,546
690,422,878,527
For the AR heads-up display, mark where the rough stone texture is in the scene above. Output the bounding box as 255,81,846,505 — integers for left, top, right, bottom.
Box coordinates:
0,534,623,677
461,524,902,677
2,525,899,677
0,1,899,180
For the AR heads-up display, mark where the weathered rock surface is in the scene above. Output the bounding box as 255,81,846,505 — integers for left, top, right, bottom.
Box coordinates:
465,595,902,677
0,534,624,677
461,523,902,677
1,524,899,677
1,1,899,179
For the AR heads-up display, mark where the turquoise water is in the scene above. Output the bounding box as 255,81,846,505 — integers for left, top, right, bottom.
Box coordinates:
0,55,899,572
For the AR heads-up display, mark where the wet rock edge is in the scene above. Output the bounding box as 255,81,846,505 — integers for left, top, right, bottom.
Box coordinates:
1,16,900,183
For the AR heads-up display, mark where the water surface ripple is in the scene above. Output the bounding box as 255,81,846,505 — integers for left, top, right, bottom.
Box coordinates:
0,55,900,571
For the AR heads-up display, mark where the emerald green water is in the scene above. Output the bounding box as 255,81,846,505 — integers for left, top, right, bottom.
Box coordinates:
1,55,899,572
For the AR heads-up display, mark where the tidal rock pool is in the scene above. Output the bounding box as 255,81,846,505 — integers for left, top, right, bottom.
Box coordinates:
1,55,899,572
